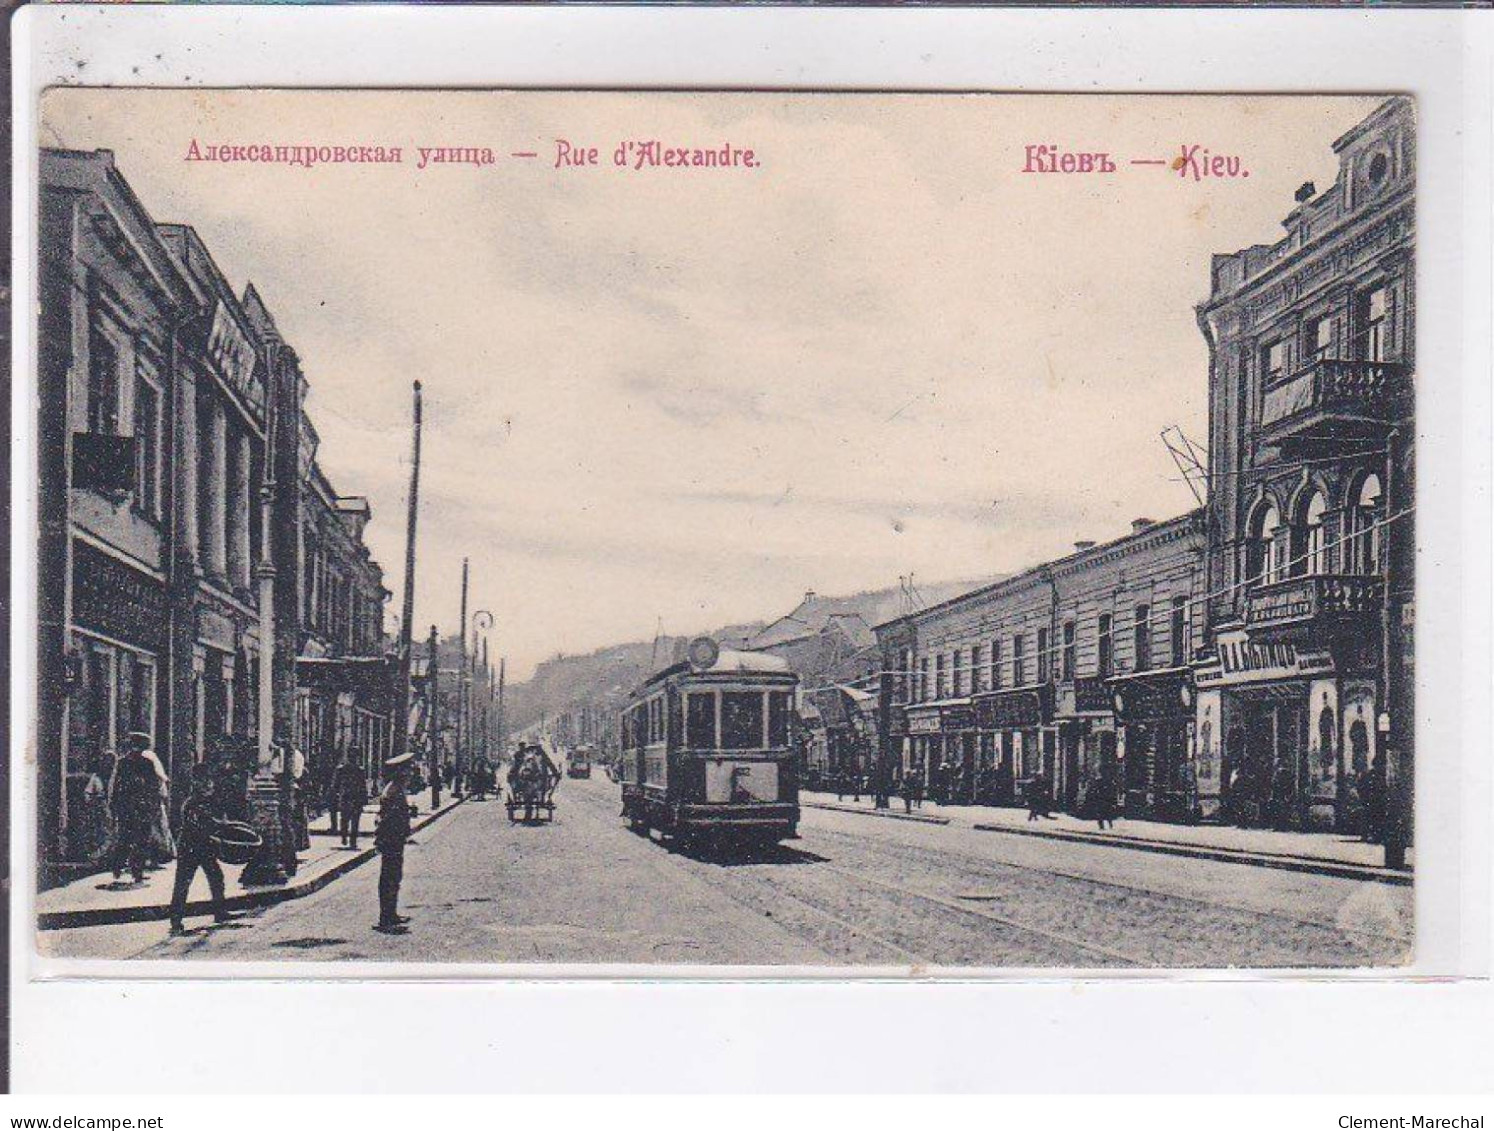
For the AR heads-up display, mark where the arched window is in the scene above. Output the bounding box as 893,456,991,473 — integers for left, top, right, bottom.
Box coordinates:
1350,474,1384,574
1249,503,1282,584
1303,491,1328,575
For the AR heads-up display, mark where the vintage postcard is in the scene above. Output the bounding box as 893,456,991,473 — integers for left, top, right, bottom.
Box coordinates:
29,89,1416,970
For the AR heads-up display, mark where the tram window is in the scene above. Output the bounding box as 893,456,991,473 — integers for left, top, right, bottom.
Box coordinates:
687,692,717,748
768,692,791,747
721,691,765,750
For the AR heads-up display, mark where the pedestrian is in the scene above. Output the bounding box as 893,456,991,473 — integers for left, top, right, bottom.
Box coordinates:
106,733,159,884
333,754,369,849
138,736,176,868
168,771,233,936
374,752,415,934
932,760,950,806
1028,769,1056,820
1094,761,1119,831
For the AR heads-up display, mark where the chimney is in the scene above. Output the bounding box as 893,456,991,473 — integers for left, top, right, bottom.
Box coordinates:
803,590,816,604
1294,181,1316,203
1074,540,1096,552
1131,517,1155,534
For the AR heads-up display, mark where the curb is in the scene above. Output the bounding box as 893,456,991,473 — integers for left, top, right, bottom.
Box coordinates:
967,822,1413,887
39,797,468,930
801,800,950,826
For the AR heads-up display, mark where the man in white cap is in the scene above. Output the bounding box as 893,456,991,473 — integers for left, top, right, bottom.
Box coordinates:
373,751,415,934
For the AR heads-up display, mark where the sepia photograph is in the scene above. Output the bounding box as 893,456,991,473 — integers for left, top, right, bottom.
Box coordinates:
29,88,1416,971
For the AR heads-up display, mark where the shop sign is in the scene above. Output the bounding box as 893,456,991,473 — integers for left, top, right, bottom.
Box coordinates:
206,302,264,416
975,686,1051,728
1073,677,1111,713
1196,629,1335,689
942,706,976,730
1112,674,1192,720
906,711,942,735
71,541,166,652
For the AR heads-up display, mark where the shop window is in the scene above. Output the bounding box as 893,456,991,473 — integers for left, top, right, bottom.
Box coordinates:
1170,597,1188,668
686,692,716,749
1062,621,1076,682
721,692,765,750
1097,614,1113,679
1133,605,1151,672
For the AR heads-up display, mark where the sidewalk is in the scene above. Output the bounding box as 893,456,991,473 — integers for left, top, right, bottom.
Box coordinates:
37,794,467,930
800,790,1412,886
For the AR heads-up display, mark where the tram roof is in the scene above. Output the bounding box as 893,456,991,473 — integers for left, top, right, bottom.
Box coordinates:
638,648,792,690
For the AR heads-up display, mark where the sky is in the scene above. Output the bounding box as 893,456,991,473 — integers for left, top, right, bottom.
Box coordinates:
41,91,1384,680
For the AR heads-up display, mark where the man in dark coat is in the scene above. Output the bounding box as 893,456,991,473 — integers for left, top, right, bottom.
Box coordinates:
168,772,232,935
331,754,369,849
107,733,159,883
373,752,415,934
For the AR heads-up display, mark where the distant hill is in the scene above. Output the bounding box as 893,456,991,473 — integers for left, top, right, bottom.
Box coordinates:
503,574,1001,739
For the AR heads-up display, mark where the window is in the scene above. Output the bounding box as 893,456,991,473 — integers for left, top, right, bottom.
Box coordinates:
1037,627,1050,683
918,656,930,702
1098,614,1113,679
133,375,160,519
899,649,912,703
1133,605,1151,673
1262,338,1289,385
971,644,985,693
1012,633,1025,686
1303,491,1328,575
1170,597,1188,668
1062,621,1076,682
953,647,966,696
1350,473,1384,574
935,653,946,698
768,692,791,747
87,326,121,435
1249,503,1283,584
686,691,716,749
1357,287,1390,362
721,692,765,750
991,640,1002,690
1308,314,1335,360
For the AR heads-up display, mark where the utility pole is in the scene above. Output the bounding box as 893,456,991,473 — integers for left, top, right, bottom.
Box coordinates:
482,636,491,767
427,624,440,810
392,381,423,774
456,557,468,796
496,657,507,762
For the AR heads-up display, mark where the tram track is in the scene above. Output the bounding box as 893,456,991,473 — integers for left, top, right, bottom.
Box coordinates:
806,819,1411,960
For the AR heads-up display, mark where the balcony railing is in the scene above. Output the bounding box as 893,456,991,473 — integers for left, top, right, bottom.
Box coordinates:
1260,358,1411,432
1245,573,1384,631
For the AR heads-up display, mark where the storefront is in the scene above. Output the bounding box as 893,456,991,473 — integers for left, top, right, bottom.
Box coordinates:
972,684,1053,807
1111,668,1196,821
65,540,169,862
1054,677,1118,817
1193,629,1373,832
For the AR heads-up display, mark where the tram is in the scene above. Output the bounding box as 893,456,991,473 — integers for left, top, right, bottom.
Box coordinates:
619,637,800,845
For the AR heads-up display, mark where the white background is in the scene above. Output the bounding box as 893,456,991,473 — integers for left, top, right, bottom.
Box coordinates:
10,5,1494,1093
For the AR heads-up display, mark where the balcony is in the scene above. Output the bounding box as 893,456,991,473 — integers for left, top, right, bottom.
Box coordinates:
1245,573,1384,634
1259,358,1411,451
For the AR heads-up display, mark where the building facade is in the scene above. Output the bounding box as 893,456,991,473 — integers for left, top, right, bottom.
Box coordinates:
877,512,1206,817
37,148,394,879
1192,97,1415,836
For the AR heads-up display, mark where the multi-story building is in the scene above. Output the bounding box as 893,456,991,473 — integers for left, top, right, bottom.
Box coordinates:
876,511,1205,817
38,149,202,872
1192,97,1414,836
37,148,395,879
